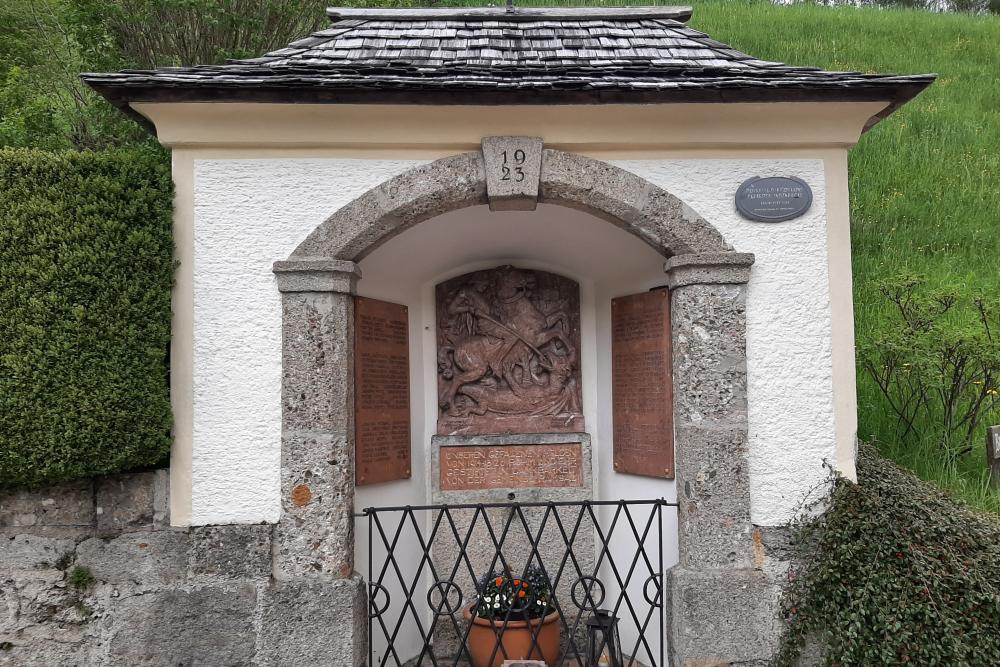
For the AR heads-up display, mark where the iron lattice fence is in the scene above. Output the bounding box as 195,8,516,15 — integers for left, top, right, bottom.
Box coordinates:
359,499,675,667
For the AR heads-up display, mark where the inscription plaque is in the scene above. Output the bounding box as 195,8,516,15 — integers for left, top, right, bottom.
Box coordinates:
354,296,411,486
735,176,813,222
439,443,583,491
436,265,584,436
611,290,674,479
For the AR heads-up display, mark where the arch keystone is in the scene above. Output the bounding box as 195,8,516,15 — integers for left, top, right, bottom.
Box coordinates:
481,136,543,211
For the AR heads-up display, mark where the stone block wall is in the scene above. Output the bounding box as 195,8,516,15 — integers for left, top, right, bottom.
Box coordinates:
0,471,364,666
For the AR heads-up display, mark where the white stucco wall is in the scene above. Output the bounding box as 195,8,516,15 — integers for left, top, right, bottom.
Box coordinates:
617,160,835,525
191,159,424,524
189,155,839,527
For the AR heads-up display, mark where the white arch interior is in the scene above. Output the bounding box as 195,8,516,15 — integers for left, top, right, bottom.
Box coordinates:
356,203,679,662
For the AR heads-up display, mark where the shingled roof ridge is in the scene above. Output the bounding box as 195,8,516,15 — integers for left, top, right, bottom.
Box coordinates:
324,5,695,23
80,4,936,132
234,11,786,71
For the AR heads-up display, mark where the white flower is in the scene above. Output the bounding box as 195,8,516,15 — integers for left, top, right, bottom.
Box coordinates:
493,603,500,609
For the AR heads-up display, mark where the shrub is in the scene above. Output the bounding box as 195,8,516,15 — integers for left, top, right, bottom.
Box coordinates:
859,274,1000,457
0,1,148,150
775,444,1000,666
0,147,173,489
71,0,327,67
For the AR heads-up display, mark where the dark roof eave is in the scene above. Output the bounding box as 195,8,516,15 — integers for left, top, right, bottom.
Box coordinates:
84,76,935,138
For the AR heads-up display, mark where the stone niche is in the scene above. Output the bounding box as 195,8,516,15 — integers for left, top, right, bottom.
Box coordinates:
432,264,591,500
430,265,594,660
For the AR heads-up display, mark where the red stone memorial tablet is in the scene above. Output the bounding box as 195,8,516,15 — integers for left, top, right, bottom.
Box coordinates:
354,297,411,486
611,290,674,479
439,443,583,491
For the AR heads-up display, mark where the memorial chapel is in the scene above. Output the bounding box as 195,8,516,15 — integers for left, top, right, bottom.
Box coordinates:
84,5,933,665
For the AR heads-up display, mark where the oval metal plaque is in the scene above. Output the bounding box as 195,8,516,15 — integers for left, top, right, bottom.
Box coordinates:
735,176,813,222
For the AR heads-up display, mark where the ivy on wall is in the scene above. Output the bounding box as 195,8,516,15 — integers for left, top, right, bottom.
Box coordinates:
0,147,173,488
776,444,1000,665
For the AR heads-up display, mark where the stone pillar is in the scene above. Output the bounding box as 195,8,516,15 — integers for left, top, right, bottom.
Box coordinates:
663,253,784,666
267,258,367,666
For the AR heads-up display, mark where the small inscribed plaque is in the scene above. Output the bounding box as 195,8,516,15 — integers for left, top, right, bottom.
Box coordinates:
735,176,813,222
611,290,674,479
440,443,583,491
354,297,411,486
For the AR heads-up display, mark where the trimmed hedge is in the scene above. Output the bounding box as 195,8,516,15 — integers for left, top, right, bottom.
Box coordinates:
776,444,1000,665
0,147,173,488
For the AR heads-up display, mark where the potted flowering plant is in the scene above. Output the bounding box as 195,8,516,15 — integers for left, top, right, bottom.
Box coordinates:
463,565,560,667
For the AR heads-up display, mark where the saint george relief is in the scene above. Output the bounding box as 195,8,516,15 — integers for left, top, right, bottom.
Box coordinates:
436,265,584,436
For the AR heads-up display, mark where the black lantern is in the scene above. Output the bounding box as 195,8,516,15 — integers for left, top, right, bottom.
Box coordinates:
586,609,623,667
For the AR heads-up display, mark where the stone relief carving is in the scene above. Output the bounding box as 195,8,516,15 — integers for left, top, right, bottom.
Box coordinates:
436,266,584,436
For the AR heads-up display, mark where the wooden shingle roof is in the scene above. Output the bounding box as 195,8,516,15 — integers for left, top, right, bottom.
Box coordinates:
82,5,934,125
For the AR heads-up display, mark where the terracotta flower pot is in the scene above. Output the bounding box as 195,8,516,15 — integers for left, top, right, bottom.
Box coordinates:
463,606,561,667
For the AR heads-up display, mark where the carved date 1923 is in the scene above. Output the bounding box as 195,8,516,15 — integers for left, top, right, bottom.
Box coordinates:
500,150,526,182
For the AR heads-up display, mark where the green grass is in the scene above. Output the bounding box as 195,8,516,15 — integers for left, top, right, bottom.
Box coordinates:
426,1,1000,511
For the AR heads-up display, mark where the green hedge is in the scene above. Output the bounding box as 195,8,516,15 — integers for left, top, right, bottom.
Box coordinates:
776,444,1000,665
0,147,173,488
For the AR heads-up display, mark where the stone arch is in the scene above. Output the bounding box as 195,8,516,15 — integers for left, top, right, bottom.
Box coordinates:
290,149,729,262
272,146,764,665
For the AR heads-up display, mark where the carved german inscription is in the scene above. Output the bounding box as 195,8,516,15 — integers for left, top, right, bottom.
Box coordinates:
439,443,583,491
436,265,584,436
611,290,674,479
354,296,411,486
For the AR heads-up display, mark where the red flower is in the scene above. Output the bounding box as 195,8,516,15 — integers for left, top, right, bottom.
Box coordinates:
518,590,527,598
495,577,503,586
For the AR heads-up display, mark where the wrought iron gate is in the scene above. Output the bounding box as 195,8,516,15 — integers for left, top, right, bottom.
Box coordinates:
358,499,675,667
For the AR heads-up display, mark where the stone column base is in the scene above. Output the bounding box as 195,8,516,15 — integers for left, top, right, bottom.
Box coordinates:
258,576,367,666
666,567,784,667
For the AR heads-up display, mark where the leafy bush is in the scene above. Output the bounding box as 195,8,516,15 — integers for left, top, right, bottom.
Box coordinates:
0,1,148,150
1,0,326,150
775,444,1000,666
0,147,173,488
859,274,1000,456
72,0,328,68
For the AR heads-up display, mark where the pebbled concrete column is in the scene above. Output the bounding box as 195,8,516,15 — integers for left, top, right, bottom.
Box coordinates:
664,252,785,666
270,258,367,665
